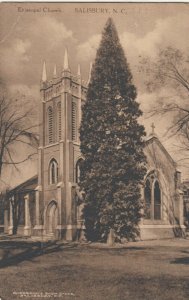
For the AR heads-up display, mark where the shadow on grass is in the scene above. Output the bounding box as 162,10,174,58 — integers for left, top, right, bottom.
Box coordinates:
0,240,78,269
171,257,189,264
171,250,189,265
0,240,151,269
86,246,149,255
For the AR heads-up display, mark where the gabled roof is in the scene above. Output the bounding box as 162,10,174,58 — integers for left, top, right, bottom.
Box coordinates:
144,135,177,169
9,175,38,195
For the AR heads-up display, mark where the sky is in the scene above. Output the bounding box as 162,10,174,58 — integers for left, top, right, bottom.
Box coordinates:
1,2,189,188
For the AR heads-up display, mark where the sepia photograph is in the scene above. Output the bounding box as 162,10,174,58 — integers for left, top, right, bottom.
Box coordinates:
0,2,189,299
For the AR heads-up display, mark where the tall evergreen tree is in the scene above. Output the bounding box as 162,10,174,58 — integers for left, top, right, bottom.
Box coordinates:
79,18,147,242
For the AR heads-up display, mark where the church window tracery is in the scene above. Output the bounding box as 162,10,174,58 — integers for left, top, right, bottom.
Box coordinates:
144,179,151,219
154,181,161,220
144,172,161,220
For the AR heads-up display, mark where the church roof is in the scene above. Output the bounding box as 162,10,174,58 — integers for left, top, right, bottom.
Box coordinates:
9,175,38,195
144,134,177,169
144,122,177,168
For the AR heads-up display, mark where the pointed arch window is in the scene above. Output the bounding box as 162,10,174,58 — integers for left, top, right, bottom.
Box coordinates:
144,173,161,220
48,106,53,144
57,102,62,140
144,179,151,219
49,159,58,184
154,181,161,220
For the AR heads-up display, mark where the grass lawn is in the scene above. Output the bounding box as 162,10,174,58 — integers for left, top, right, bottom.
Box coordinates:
0,238,189,300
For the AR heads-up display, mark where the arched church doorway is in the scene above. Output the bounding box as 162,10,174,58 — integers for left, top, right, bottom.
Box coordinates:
46,201,58,235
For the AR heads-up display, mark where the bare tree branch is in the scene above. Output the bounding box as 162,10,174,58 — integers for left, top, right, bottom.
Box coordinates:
140,46,189,154
0,84,39,176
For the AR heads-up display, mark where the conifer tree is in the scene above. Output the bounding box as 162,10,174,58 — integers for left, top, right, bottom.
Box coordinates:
79,18,147,242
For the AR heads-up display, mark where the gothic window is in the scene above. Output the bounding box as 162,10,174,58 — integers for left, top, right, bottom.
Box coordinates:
57,102,62,140
72,101,77,141
154,181,161,220
48,106,53,144
144,179,151,219
49,159,58,184
76,159,83,183
144,173,161,220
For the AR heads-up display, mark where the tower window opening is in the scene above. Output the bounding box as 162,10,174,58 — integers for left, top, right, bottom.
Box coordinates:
76,158,83,184
48,107,53,144
49,159,58,184
72,102,77,141
57,102,62,140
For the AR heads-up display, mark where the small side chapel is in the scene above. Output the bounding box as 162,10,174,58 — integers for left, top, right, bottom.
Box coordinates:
141,126,185,239
2,50,185,240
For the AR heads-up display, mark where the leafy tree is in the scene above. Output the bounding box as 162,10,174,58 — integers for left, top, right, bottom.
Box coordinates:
79,18,147,242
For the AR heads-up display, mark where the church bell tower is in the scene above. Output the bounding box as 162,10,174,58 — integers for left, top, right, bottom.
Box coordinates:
33,49,87,240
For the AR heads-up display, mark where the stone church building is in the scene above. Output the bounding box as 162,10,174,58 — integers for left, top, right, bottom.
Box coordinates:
2,50,185,240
